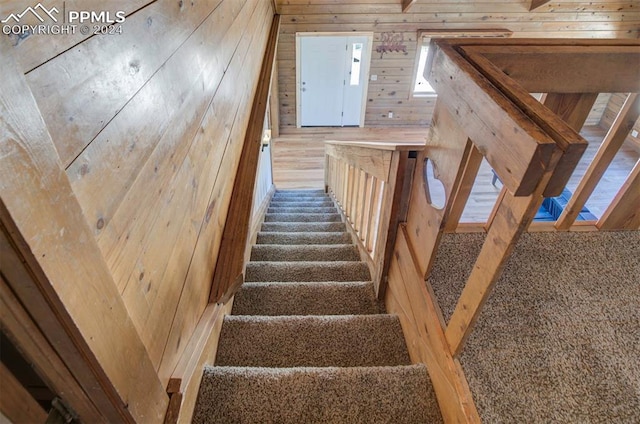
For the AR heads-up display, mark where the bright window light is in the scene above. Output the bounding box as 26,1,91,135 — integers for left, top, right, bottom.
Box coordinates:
414,43,435,95
350,43,363,86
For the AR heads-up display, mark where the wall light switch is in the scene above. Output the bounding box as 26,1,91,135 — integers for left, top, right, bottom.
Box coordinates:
632,129,639,138
388,112,393,118
371,75,377,81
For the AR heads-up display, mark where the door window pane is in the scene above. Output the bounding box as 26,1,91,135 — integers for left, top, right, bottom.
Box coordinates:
414,43,435,94
350,43,363,86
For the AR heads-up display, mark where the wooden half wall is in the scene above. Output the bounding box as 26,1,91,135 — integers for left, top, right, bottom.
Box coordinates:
0,0,274,421
274,0,638,130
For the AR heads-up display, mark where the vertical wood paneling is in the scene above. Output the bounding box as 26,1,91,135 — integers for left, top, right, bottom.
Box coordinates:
275,0,638,130
0,37,167,422
5,0,274,418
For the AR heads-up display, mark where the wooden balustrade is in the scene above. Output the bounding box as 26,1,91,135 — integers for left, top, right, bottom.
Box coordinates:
317,39,639,423
324,141,423,297
377,39,640,423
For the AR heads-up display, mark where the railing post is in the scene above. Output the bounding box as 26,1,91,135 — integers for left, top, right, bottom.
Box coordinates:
373,151,409,298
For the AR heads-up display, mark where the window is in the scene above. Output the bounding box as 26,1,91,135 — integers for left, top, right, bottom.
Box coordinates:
411,29,512,98
350,42,363,86
413,42,435,95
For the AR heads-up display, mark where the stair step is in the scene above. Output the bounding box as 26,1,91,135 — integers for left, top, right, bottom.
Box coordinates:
250,244,360,262
245,261,370,282
275,189,326,195
267,206,338,214
256,231,351,245
264,213,342,223
215,315,410,367
193,364,442,424
261,222,346,233
273,191,330,196
268,200,336,207
232,282,382,316
271,196,332,202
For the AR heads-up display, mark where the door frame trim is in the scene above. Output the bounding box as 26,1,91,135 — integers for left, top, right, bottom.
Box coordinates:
295,32,374,128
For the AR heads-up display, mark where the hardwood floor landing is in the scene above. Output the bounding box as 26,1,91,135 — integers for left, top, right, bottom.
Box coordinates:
272,126,639,222
273,127,428,189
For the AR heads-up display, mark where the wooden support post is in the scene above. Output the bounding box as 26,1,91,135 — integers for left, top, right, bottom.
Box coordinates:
366,177,379,252
542,93,599,132
445,151,560,356
210,15,280,302
556,93,640,229
373,151,408,298
443,141,483,232
385,227,480,423
428,42,558,197
597,160,640,230
457,48,589,196
405,102,478,278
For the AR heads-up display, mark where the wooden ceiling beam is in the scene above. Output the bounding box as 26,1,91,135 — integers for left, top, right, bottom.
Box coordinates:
529,0,552,11
460,45,640,93
402,0,417,13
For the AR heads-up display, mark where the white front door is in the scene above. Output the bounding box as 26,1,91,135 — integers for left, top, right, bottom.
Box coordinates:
298,34,370,127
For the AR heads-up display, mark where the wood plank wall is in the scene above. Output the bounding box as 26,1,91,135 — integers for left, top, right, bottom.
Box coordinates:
275,0,639,130
3,0,274,418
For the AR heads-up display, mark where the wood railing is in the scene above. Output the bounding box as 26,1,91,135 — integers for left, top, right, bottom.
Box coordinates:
555,92,640,230
324,141,423,297
210,15,280,303
322,39,639,423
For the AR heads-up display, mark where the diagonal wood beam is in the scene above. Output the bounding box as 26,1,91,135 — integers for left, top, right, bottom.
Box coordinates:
597,159,640,230
402,0,417,13
529,0,552,11
555,93,640,229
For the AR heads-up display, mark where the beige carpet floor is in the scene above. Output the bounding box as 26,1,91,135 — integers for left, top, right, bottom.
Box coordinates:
429,231,640,423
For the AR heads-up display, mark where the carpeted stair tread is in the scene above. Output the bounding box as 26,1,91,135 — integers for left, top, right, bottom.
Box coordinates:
245,261,370,282
215,315,410,367
193,364,442,424
273,189,328,194
260,222,346,233
275,189,326,195
272,195,331,202
196,188,442,422
264,213,342,222
256,231,351,245
267,206,338,214
268,200,336,207
273,189,328,195
232,282,382,316
250,244,360,262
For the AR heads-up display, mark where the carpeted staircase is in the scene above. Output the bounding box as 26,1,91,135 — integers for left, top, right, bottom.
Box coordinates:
193,189,443,423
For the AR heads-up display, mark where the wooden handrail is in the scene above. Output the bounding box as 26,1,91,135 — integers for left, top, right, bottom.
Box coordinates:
324,140,422,298
210,15,280,303
324,140,424,151
381,39,640,423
